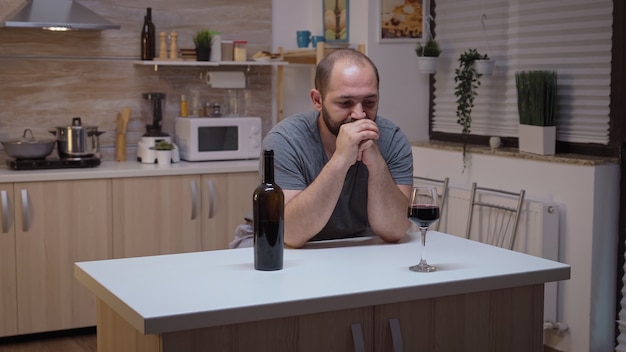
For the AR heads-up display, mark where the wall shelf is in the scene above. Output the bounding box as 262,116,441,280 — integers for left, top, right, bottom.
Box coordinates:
133,60,287,71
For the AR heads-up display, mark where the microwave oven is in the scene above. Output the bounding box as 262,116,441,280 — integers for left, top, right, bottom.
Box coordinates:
174,117,262,161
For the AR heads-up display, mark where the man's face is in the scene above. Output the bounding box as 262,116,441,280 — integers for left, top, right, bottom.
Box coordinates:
320,61,379,136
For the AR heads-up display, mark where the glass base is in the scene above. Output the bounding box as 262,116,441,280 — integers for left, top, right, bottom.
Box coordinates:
409,260,436,273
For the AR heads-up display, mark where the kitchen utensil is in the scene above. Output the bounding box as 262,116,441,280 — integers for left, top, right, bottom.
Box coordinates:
116,107,131,161
1,129,56,159
142,92,167,136
50,117,104,158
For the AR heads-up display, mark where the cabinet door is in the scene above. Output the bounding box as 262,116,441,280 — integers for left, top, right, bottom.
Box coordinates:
14,179,112,334
112,175,202,258
374,285,544,352
201,172,257,251
161,306,373,352
0,184,17,337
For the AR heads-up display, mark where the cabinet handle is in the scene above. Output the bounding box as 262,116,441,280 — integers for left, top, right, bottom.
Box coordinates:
350,323,366,352
389,318,404,352
1,190,10,234
21,189,30,232
190,180,198,221
206,179,215,219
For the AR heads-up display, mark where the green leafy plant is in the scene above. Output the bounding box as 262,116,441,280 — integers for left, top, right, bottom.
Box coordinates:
154,140,174,150
454,48,488,168
415,38,441,57
515,70,557,126
193,30,213,49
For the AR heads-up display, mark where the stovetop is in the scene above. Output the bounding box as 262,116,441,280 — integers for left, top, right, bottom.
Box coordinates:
7,157,101,170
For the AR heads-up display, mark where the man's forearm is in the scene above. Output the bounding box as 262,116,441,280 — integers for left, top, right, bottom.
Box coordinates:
283,158,350,248
366,160,411,242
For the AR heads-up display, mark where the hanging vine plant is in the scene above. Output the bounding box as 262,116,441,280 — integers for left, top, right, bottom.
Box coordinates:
454,48,488,168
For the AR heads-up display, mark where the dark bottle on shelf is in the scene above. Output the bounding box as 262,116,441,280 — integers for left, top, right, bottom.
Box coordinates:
140,7,155,60
253,149,284,271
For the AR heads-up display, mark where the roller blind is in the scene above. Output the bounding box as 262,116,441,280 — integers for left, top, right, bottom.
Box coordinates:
432,0,612,144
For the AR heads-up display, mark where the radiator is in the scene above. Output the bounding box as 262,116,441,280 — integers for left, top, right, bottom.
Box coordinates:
437,187,560,322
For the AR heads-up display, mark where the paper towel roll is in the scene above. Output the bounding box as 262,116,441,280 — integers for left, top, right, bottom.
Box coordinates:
205,71,246,88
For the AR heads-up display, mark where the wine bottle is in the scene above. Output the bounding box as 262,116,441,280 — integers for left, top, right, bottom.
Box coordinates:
253,150,284,271
140,7,155,60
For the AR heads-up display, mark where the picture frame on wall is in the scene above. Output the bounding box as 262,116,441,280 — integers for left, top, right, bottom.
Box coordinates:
379,0,425,42
323,0,349,43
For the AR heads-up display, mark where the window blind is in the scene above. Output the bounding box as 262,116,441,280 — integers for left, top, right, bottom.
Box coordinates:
432,0,612,144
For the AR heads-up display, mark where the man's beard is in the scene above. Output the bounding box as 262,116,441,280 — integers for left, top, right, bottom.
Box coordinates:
321,104,342,136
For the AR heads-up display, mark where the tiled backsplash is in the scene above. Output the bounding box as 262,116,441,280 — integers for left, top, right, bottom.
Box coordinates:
0,0,273,162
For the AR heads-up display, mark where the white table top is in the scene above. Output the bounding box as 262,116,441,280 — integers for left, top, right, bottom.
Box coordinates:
0,159,258,183
75,232,570,335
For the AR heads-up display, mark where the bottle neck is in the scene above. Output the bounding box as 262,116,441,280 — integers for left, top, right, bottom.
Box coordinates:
263,153,274,184
146,8,152,21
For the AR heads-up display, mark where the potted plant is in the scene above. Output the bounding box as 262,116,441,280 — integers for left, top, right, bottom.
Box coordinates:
193,30,213,61
153,140,174,165
415,38,441,74
454,48,486,168
515,70,558,155
475,53,494,76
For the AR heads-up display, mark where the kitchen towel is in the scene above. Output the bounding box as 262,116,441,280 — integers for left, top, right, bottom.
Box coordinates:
204,71,246,89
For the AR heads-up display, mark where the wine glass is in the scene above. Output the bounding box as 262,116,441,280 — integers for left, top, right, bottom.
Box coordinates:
408,185,440,272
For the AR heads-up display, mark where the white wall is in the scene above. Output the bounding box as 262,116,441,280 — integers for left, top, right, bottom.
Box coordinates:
272,1,620,351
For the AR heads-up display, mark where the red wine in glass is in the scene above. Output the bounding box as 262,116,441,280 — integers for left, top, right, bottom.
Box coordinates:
408,205,440,228
408,185,439,272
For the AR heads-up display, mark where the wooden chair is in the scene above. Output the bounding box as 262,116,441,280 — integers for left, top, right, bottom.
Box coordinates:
464,182,526,250
412,176,449,231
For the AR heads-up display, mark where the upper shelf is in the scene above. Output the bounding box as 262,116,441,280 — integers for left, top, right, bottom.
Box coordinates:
133,60,287,70
278,43,366,65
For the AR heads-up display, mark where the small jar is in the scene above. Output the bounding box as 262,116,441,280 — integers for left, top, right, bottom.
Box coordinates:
221,40,234,61
233,40,247,62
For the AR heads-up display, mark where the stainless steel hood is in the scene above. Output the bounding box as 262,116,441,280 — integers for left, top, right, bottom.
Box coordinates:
1,0,121,30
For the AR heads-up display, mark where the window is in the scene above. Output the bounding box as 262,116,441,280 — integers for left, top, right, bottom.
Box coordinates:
430,0,615,156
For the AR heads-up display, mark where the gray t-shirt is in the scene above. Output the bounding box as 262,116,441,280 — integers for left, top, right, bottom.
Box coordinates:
262,111,413,241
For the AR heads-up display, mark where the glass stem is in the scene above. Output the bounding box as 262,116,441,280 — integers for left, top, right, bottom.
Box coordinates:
419,227,428,264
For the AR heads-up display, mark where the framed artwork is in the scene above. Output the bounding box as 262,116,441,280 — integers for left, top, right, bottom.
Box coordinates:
323,0,349,43
379,0,425,42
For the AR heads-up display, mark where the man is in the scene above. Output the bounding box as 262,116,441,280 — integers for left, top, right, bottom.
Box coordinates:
262,49,413,248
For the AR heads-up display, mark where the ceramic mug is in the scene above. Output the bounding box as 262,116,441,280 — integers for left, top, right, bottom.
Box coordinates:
296,30,311,48
311,35,325,48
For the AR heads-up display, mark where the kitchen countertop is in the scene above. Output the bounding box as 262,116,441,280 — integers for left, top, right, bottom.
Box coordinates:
0,159,259,183
75,232,570,335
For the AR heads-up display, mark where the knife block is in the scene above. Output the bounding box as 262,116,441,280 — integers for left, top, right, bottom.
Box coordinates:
115,133,127,161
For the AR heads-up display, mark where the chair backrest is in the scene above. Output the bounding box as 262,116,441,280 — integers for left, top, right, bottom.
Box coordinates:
464,182,526,250
412,176,450,231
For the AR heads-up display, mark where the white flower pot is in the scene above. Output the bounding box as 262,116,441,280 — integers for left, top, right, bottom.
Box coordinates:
518,124,556,155
475,59,495,76
417,57,438,74
156,150,172,165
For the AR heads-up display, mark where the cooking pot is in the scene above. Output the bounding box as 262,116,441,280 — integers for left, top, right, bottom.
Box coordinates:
50,117,104,158
1,129,56,159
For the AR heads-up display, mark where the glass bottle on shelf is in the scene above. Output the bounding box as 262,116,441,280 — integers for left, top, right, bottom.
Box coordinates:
140,7,155,60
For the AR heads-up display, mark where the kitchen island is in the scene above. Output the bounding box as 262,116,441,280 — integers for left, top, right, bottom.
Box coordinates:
75,231,570,352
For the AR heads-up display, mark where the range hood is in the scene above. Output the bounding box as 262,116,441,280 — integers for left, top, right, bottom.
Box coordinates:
1,0,120,31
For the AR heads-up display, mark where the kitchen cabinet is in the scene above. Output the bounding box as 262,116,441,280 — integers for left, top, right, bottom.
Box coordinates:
0,179,112,337
0,185,17,337
374,285,544,351
112,171,258,258
112,175,203,258
201,172,257,251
